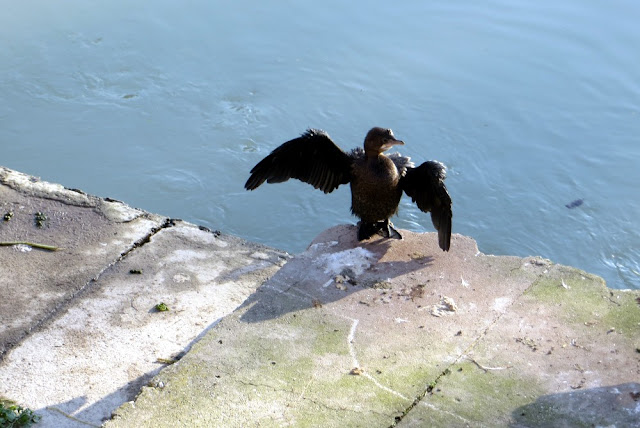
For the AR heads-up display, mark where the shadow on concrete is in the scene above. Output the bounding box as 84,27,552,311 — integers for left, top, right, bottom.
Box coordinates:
511,383,640,427
35,309,237,427
36,369,163,427
238,228,435,323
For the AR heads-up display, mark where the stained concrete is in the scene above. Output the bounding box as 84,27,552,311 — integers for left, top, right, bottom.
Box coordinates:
106,225,640,427
0,167,166,360
0,167,288,427
1,166,639,427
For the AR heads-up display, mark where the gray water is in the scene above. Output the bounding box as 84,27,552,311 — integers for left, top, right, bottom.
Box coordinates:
2,0,639,289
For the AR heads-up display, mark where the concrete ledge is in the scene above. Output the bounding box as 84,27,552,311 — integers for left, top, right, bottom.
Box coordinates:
0,167,288,427
2,166,638,427
105,225,640,427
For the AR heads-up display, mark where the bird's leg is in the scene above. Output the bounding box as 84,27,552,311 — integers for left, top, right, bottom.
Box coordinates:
384,220,403,240
357,221,378,241
358,220,402,240
377,220,391,238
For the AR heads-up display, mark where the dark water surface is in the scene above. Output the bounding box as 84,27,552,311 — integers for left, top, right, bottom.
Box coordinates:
2,0,639,289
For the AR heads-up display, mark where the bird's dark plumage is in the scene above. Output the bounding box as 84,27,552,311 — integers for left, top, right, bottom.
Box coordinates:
244,127,452,251
244,129,352,193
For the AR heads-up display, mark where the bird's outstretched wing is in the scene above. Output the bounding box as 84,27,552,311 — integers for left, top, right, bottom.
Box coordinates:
387,152,415,176
401,161,452,251
245,129,353,194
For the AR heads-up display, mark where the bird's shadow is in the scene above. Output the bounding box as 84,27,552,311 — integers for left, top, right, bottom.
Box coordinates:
238,225,435,324
510,382,640,427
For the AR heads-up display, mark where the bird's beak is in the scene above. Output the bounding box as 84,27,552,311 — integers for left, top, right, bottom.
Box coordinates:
380,138,404,152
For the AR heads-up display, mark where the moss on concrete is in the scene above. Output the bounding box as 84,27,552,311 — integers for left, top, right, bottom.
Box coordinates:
405,362,546,426
524,265,640,338
106,227,640,428
311,323,351,357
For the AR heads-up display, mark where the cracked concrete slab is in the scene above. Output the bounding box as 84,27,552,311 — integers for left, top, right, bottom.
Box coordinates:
3,166,638,427
106,225,640,427
397,265,640,427
0,167,288,427
0,167,165,360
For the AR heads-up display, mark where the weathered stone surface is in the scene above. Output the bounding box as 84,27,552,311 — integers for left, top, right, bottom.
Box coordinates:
0,166,164,360
0,167,287,427
107,225,640,427
3,166,638,427
398,264,640,427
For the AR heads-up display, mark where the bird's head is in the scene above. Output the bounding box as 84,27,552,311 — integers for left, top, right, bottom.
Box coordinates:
364,127,404,157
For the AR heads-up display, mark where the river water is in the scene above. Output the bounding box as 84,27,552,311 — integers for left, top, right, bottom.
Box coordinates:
2,0,639,289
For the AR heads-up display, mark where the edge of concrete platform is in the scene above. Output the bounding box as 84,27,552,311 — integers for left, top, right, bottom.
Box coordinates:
104,225,640,428
0,166,290,427
2,166,639,427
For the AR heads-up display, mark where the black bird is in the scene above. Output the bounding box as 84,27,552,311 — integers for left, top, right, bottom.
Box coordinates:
245,127,452,251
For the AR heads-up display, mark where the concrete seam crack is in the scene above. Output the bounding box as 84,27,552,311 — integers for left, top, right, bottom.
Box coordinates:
232,377,285,393
115,217,177,260
390,274,542,427
224,372,383,416
302,395,395,417
211,367,289,395
0,217,175,363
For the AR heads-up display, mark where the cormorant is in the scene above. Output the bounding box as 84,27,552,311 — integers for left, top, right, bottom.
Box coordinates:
244,127,452,251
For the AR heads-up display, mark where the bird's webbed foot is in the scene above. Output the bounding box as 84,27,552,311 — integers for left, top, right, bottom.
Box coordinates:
357,221,378,241
382,220,402,240
357,220,402,241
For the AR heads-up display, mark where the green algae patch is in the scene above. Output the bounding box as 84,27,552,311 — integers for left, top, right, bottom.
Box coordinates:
105,227,640,428
310,319,352,356
108,322,320,427
372,363,441,398
413,361,546,425
524,265,640,339
302,373,406,423
600,290,640,338
121,316,405,427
